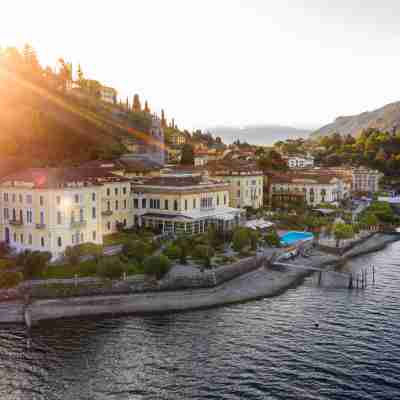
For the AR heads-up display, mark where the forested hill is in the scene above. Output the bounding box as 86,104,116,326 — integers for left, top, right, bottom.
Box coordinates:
312,101,400,138
0,45,152,171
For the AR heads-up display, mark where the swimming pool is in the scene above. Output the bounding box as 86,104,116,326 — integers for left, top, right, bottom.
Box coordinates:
280,231,314,246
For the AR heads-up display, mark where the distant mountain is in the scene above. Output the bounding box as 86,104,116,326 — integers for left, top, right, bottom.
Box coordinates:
208,125,310,146
312,101,400,138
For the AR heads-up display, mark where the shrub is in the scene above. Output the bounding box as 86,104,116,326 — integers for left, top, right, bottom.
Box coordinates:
65,243,103,265
232,228,251,253
143,255,171,279
96,257,125,279
193,244,214,268
19,251,52,279
122,240,150,263
0,271,23,288
0,259,16,270
264,230,281,247
164,244,181,260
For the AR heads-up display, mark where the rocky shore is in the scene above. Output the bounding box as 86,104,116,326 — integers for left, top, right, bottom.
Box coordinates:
0,233,398,325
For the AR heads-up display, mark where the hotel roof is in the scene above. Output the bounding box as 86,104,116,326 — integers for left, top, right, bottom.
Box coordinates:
1,167,130,189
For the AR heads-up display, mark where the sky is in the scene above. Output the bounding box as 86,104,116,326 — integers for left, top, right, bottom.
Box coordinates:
2,0,400,131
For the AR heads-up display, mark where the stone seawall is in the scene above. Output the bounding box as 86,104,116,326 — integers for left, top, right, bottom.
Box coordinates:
0,234,397,324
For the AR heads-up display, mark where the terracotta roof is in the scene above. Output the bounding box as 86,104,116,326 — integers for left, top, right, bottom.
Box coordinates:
1,167,129,188
269,171,343,185
81,158,161,173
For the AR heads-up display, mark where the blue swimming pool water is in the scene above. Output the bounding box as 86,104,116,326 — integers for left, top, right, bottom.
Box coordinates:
280,231,314,246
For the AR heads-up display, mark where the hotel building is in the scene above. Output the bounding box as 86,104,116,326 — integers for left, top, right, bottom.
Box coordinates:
0,168,132,260
132,173,242,234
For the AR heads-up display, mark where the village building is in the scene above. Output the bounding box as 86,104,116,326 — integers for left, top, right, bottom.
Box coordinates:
283,154,315,169
206,161,264,209
268,171,350,208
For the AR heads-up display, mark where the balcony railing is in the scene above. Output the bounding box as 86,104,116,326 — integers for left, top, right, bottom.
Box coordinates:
70,220,87,229
9,219,23,226
35,223,46,229
101,210,113,217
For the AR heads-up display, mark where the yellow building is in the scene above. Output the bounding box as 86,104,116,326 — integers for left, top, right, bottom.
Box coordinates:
0,168,132,260
132,173,242,234
207,162,264,209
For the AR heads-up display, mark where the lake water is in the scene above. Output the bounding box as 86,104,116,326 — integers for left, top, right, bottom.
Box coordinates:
1,242,400,399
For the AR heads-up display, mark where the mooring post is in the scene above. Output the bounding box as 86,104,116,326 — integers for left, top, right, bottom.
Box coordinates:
348,273,353,289
356,274,359,289
365,269,367,288
372,265,375,284
318,271,322,286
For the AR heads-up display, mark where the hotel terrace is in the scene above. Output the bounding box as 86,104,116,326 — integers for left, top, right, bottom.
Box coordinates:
0,168,132,260
131,173,242,235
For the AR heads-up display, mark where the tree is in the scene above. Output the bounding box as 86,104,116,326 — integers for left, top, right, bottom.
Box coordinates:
0,271,23,289
360,213,379,230
132,94,141,113
264,230,281,247
143,255,171,279
175,236,190,264
77,64,85,88
193,244,214,269
332,223,354,248
232,228,251,253
19,251,52,279
366,201,395,223
96,257,125,279
181,143,194,165
122,240,150,264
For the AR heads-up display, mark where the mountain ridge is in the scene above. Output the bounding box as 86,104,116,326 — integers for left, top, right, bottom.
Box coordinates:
312,101,400,138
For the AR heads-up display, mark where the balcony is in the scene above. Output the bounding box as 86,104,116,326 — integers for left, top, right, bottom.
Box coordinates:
9,219,23,226
70,220,87,229
101,210,113,217
35,223,46,229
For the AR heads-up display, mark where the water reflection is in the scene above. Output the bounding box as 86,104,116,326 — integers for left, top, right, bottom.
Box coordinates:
0,242,400,399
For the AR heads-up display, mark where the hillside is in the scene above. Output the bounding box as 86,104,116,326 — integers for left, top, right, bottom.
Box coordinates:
0,46,155,172
209,125,310,145
312,101,400,138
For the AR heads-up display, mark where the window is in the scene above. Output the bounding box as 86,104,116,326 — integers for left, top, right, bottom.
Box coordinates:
71,210,75,223
107,200,111,211
106,188,111,196
134,199,139,209
28,234,32,245
26,194,32,204
20,234,24,244
185,199,188,210
57,211,62,225
74,194,79,204
12,194,16,203
3,208,9,220
3,193,8,202
174,200,178,211
72,234,75,244
57,237,62,247
80,209,84,222
41,237,45,247
237,181,240,186
92,207,96,219
237,190,240,198
115,188,118,196
40,211,45,225
164,199,169,210
92,231,97,241
107,221,111,231
193,199,196,209
19,210,23,223
56,196,61,205
142,199,147,208
123,187,127,195
39,196,44,206
123,199,127,209
217,196,220,206
115,200,119,210
92,192,96,202
224,195,227,205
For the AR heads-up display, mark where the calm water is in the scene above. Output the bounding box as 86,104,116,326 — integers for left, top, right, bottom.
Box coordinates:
1,243,400,400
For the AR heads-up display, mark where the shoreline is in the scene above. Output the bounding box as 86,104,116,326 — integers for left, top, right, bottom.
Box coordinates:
0,233,398,325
